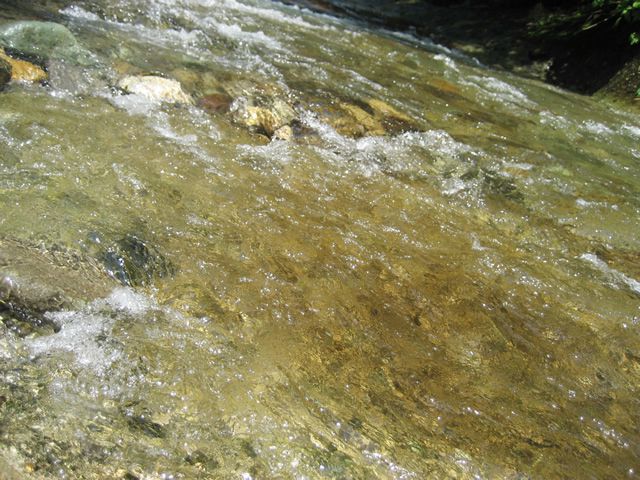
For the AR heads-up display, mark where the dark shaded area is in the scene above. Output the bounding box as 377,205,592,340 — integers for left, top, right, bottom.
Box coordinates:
282,0,639,96
1,0,636,96
0,56,10,87
0,0,72,21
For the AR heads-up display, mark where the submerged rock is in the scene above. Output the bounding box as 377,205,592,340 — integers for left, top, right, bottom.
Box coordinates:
0,237,115,336
333,102,386,137
171,67,222,97
198,92,233,113
117,75,193,104
0,21,94,65
0,48,47,83
101,234,175,288
366,98,418,134
312,97,419,138
46,58,108,94
480,168,524,202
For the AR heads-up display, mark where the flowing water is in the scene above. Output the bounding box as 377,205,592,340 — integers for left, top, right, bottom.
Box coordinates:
0,1,639,478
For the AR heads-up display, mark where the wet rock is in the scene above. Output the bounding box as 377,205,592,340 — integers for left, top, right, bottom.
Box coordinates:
309,94,420,138
366,98,418,134
366,98,410,122
0,56,10,87
481,168,524,202
198,92,233,114
101,234,175,288
334,102,386,137
225,80,297,137
592,245,640,280
184,450,220,470
0,237,115,336
273,124,293,141
117,75,193,105
0,48,47,83
170,67,222,96
123,409,166,438
343,99,420,137
112,60,144,77
231,97,296,137
0,21,94,65
430,78,461,95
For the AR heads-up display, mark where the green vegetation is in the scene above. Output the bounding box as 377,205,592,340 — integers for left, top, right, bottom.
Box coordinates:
591,0,640,43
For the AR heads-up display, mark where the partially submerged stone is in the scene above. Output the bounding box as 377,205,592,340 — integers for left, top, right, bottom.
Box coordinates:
197,79,418,140
0,21,94,65
366,98,413,123
117,75,193,104
231,98,296,137
224,80,297,138
0,48,47,83
231,96,296,137
273,124,293,141
335,102,386,137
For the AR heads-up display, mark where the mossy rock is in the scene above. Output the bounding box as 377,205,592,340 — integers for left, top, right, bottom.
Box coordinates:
0,21,95,65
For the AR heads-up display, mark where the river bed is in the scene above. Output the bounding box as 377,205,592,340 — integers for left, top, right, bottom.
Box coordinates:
0,0,639,478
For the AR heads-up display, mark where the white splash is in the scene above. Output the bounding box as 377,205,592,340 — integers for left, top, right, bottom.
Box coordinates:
467,75,536,108
27,288,155,373
580,253,640,295
581,120,613,137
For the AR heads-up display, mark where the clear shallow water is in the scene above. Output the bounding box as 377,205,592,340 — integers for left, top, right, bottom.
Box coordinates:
0,0,639,478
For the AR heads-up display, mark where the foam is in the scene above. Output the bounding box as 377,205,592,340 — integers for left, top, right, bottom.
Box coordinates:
26,288,155,374
467,75,536,108
60,5,101,21
219,0,326,30
214,22,282,50
581,120,613,137
580,253,640,295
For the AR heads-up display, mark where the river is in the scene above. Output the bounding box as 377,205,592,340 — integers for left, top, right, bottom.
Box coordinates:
0,0,639,478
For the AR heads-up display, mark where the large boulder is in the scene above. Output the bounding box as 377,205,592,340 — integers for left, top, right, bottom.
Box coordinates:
0,21,94,65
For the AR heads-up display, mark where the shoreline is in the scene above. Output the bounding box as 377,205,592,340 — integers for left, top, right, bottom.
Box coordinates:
281,0,640,104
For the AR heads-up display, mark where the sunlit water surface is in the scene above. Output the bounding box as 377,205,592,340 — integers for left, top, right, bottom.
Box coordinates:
1,0,639,478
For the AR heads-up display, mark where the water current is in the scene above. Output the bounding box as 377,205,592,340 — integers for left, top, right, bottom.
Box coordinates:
0,0,639,478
